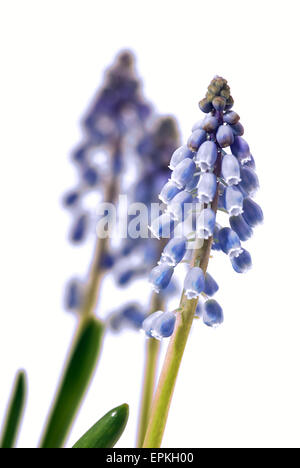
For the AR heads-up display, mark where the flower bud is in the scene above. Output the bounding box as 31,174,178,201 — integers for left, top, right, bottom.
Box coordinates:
187,129,207,151
216,125,234,148
199,98,213,113
223,111,240,125
202,115,219,133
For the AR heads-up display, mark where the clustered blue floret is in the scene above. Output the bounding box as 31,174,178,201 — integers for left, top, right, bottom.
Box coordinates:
144,76,263,338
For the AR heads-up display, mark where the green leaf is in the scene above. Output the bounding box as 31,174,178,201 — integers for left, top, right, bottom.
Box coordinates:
0,370,27,448
72,404,129,448
40,317,104,448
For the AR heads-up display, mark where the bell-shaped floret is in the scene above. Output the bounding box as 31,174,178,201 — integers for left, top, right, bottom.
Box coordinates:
171,158,196,189
242,198,264,227
161,237,187,266
184,267,205,299
149,263,174,293
218,227,242,257
196,208,216,239
231,248,252,273
225,186,244,216
203,300,224,328
195,141,218,172
221,153,241,186
197,173,217,204
169,145,194,170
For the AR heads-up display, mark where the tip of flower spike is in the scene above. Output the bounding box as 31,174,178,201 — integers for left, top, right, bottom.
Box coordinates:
199,77,234,113
116,50,135,68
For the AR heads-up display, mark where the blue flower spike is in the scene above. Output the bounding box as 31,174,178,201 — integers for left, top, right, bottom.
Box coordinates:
145,75,262,335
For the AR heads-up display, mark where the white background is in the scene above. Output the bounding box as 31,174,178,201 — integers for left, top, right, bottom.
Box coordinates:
0,0,299,449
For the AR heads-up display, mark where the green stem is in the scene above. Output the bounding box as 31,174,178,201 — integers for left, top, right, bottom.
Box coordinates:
136,238,168,447
136,337,160,448
142,238,213,448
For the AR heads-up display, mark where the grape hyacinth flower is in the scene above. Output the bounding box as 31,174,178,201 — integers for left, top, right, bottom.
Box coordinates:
184,267,205,299
197,172,217,204
161,237,187,266
203,300,224,328
63,50,181,316
146,75,263,336
143,77,263,449
149,263,174,293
